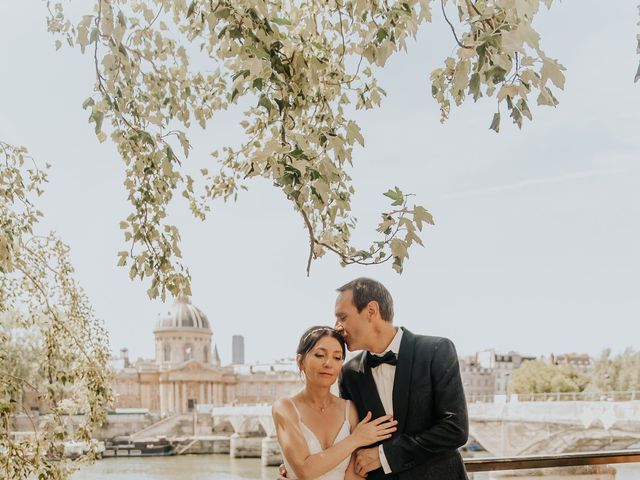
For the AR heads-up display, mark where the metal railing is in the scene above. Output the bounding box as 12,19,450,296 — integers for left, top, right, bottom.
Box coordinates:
464,449,640,473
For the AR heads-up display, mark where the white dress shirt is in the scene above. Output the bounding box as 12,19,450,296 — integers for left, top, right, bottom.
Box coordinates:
370,327,403,474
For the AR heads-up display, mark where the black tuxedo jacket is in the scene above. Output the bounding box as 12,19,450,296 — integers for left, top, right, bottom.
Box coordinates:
339,328,469,480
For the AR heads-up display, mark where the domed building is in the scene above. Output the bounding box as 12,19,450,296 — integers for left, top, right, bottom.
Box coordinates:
111,297,302,414
154,295,215,367
112,296,236,414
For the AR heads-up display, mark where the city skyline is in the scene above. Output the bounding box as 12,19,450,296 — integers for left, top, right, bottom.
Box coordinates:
117,294,626,366
1,2,639,365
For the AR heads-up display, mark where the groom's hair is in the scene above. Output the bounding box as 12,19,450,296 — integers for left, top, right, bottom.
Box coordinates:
337,278,394,322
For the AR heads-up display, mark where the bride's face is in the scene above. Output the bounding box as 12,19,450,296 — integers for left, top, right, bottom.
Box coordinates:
300,336,344,386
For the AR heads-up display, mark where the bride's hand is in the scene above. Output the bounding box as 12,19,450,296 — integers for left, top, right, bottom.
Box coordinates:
351,412,397,447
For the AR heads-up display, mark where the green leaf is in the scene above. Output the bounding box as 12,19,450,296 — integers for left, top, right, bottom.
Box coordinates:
246,45,271,61
484,65,507,84
392,256,404,274
187,1,196,18
91,111,104,134
215,7,231,19
271,17,291,26
383,187,404,206
139,131,155,146
390,239,408,260
469,73,481,101
258,95,274,113
377,217,395,234
489,112,500,133
412,206,434,230
117,251,128,267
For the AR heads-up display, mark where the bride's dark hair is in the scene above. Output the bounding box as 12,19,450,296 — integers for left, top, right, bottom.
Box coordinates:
296,326,346,362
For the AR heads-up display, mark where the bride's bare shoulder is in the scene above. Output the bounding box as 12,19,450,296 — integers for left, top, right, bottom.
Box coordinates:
272,396,297,422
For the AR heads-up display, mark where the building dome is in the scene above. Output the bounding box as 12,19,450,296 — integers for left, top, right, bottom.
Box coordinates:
155,296,211,330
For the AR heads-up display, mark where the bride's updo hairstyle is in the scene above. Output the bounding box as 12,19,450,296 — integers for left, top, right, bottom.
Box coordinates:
296,326,346,364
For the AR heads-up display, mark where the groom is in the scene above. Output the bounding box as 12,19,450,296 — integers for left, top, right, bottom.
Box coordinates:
334,277,469,479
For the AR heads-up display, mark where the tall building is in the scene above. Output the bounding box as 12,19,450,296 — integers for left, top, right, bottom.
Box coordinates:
232,335,245,365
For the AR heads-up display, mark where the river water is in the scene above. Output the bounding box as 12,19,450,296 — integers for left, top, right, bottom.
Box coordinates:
71,455,640,480
71,455,278,480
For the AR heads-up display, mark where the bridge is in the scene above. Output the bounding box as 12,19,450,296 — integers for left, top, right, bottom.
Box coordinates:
207,398,640,464
98,395,639,465
468,400,640,456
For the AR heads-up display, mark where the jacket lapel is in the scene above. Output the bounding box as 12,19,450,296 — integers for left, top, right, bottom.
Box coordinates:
392,327,415,431
355,352,387,420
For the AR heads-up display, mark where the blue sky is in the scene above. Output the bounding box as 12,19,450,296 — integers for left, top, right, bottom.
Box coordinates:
1,1,639,364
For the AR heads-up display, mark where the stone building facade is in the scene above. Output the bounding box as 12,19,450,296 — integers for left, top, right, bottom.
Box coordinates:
549,352,593,374
473,350,537,397
459,356,496,402
111,297,300,413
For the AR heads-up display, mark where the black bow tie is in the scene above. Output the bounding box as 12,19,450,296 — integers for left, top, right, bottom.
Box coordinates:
366,351,398,369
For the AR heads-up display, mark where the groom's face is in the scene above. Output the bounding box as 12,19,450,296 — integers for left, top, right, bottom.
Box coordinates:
334,289,371,351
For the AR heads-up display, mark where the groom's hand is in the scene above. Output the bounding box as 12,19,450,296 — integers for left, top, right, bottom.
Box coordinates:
355,447,381,476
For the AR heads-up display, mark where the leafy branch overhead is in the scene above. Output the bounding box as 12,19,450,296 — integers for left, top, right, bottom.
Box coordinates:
46,0,568,300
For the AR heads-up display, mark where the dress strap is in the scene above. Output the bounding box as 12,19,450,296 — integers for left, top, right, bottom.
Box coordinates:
288,398,302,421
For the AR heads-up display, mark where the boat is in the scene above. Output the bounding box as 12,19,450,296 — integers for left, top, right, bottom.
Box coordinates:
103,437,176,457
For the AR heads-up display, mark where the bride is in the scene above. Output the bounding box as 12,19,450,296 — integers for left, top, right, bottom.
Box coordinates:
272,326,397,480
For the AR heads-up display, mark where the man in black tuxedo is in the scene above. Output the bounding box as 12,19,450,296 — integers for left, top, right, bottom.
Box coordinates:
334,278,469,479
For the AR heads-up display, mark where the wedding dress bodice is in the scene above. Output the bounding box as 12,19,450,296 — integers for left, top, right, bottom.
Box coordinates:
281,398,351,480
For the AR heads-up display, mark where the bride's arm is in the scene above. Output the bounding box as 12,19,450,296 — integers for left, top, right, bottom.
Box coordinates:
272,399,395,480
273,399,360,480
344,402,366,480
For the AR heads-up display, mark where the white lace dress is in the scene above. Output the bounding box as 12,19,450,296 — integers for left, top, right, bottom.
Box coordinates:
282,398,351,480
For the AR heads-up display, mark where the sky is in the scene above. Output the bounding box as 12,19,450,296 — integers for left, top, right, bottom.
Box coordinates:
1,1,639,365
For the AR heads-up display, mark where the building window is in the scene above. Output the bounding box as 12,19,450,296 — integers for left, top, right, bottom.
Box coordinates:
184,344,193,361
204,346,209,363
163,344,171,362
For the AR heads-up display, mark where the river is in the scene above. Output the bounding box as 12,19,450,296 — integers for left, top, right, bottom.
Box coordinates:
71,455,640,480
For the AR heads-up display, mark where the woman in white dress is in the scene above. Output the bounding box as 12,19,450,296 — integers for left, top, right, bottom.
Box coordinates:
272,326,397,480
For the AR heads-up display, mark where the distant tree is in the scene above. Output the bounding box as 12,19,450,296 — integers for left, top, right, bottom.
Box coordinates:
509,360,589,394
587,348,640,392
0,142,112,480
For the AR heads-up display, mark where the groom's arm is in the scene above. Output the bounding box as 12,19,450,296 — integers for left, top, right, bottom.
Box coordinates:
381,337,469,474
